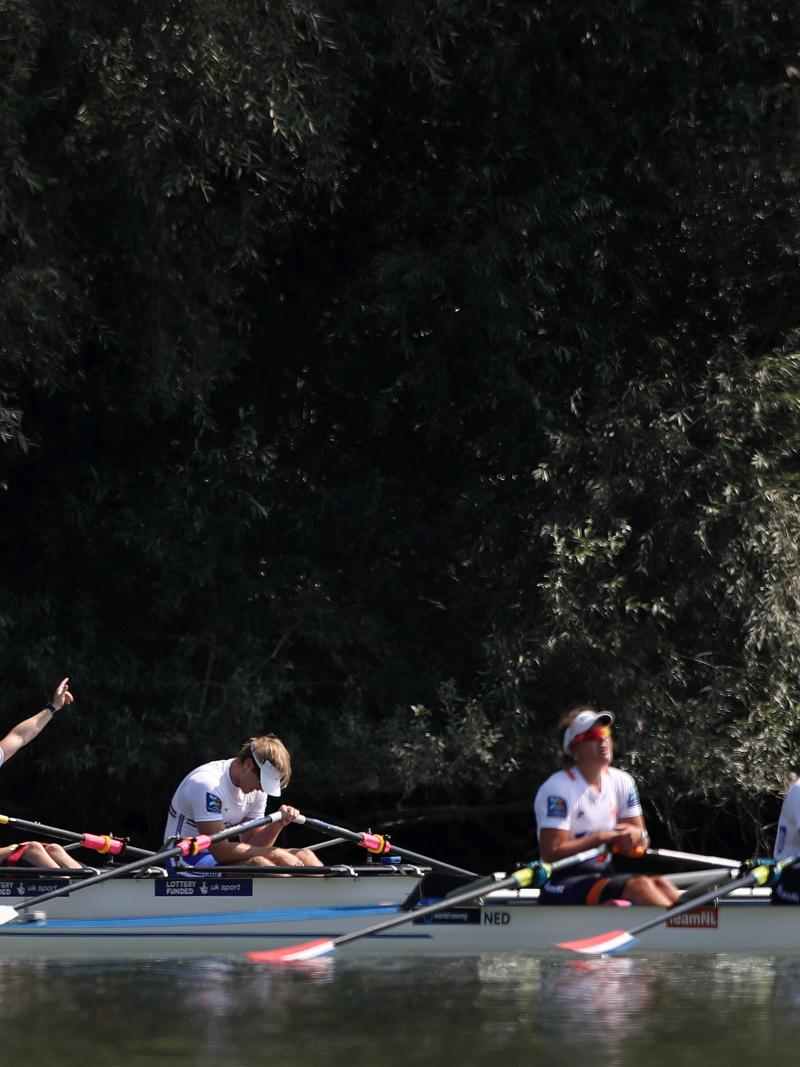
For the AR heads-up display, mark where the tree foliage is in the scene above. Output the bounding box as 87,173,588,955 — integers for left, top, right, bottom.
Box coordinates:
1,0,800,858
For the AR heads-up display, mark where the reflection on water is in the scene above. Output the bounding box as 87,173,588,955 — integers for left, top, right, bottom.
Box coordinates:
477,954,654,1051
2,954,800,1067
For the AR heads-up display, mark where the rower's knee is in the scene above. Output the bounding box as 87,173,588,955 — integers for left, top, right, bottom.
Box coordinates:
294,848,324,867
20,842,52,865
654,875,681,903
42,842,81,868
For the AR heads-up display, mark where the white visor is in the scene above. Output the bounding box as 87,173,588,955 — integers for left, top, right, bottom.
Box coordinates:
250,748,282,797
562,710,614,754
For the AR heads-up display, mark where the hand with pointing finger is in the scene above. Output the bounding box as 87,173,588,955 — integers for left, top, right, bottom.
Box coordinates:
50,678,74,712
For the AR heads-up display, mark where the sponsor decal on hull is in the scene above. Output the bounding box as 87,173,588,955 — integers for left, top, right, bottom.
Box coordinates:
0,880,67,897
154,879,253,897
666,905,719,929
413,908,482,925
412,909,512,926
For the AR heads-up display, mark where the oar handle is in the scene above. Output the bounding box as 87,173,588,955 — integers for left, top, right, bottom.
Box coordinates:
294,816,398,860
646,847,741,870
547,844,609,872
10,812,285,915
294,816,374,848
296,816,478,879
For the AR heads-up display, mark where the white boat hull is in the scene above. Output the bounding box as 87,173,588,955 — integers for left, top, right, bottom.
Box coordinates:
0,866,421,959
0,870,795,959
391,887,797,957
0,865,419,917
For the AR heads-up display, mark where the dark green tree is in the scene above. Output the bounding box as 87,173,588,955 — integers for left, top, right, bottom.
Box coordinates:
1,1,799,861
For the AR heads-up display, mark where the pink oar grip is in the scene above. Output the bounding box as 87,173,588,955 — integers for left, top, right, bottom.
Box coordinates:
361,833,390,855
81,833,125,856
176,834,212,857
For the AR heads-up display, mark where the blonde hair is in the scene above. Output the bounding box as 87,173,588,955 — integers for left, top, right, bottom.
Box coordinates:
238,734,292,789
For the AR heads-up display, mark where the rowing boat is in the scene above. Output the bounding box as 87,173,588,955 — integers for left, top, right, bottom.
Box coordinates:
400,884,796,957
0,864,795,959
0,862,424,959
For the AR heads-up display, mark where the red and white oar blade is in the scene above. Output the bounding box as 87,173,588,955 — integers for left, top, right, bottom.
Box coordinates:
247,938,336,964
555,929,637,956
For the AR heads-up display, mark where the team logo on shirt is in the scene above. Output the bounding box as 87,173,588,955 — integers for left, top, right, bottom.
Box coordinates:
777,825,787,854
547,795,568,817
205,792,223,814
627,788,639,808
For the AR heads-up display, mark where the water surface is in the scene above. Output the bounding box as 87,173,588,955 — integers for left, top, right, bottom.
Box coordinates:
2,954,800,1066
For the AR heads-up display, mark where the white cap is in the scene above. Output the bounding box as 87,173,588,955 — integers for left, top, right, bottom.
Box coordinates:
250,747,282,796
562,709,614,755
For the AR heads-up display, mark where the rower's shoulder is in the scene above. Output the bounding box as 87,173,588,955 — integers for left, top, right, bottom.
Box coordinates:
174,759,229,793
534,768,573,797
606,765,637,787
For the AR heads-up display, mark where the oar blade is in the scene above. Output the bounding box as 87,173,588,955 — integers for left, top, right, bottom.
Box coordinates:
247,938,336,964
555,929,637,956
0,906,20,927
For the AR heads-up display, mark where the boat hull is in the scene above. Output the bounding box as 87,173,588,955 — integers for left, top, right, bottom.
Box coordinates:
0,866,420,959
0,865,419,918
0,873,794,959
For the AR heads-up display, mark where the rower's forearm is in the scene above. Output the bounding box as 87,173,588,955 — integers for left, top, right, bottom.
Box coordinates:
17,707,55,740
1,707,55,754
243,824,283,848
541,833,609,862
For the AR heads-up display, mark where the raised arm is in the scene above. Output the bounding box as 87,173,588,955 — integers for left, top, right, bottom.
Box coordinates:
0,678,73,763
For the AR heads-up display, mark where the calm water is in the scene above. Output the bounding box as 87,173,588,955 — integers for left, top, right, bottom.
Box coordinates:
2,954,800,1066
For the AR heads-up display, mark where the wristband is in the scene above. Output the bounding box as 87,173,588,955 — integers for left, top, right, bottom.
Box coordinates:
45,702,57,713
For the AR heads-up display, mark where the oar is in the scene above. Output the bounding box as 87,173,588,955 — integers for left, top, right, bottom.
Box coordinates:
0,812,284,926
611,847,740,902
295,815,479,878
305,837,347,853
645,847,741,870
0,813,154,860
672,867,735,903
556,852,800,956
438,844,736,904
246,844,608,964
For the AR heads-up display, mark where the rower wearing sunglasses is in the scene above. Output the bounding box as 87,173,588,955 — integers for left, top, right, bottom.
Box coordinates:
533,705,680,907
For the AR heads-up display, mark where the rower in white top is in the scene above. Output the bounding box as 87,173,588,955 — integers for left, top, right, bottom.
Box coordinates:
533,704,680,907
773,775,800,904
163,734,323,872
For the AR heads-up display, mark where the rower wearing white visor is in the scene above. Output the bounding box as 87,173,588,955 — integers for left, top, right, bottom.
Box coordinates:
533,704,679,906
162,734,322,870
